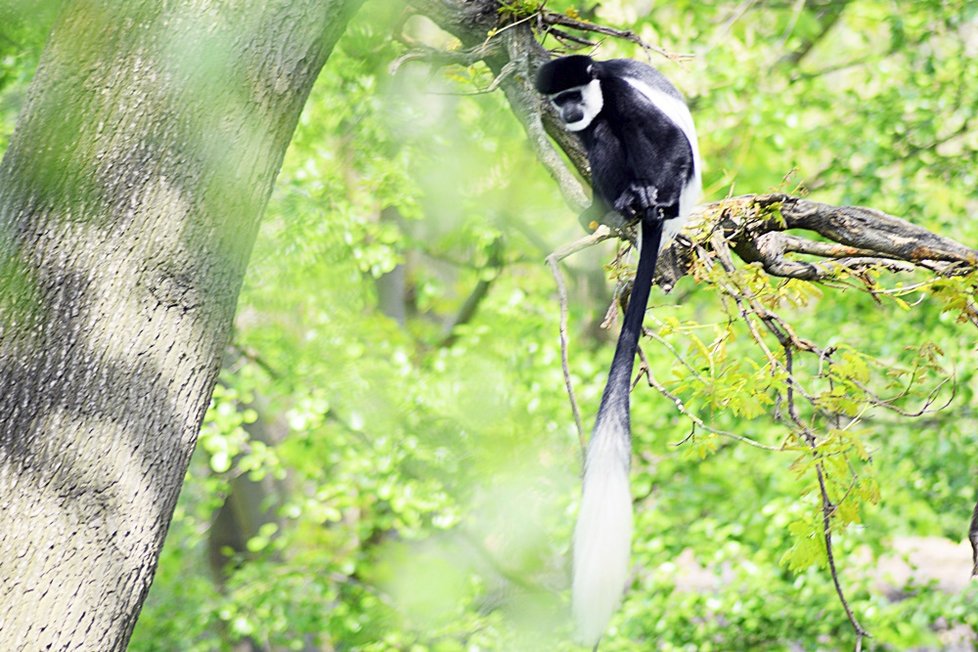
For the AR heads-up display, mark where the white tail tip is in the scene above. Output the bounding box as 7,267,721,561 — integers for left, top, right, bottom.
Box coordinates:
572,418,633,647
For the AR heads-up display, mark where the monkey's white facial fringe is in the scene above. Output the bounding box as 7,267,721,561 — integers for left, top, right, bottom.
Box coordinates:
572,415,633,647
563,79,604,132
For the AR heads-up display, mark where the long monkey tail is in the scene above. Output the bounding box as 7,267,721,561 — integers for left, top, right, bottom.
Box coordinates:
571,214,664,648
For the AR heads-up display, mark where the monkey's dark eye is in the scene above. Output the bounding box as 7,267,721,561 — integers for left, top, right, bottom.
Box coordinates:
552,90,582,106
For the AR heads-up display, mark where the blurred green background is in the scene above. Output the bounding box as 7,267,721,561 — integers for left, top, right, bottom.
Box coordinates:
2,1,976,649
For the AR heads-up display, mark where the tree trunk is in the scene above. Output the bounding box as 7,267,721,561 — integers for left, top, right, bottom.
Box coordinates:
0,1,361,649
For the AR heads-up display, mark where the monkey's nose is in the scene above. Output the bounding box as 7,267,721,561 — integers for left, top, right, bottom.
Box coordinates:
561,106,584,124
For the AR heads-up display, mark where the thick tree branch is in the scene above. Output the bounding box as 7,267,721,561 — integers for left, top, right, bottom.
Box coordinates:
751,195,978,265
670,194,978,285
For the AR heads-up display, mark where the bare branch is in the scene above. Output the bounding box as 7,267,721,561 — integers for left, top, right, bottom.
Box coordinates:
784,346,870,647
547,260,587,452
543,27,597,49
545,226,618,451
389,41,501,75
753,194,978,266
539,12,692,61
407,0,591,209
665,195,978,287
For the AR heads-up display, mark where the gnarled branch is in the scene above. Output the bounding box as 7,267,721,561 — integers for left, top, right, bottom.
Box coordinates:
658,194,978,287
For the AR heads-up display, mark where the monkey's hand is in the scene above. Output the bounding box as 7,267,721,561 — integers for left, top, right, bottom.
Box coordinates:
614,182,659,219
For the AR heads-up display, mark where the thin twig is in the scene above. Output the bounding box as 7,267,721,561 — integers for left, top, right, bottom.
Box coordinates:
641,319,708,383
548,255,585,451
389,40,500,75
785,344,869,647
635,347,782,451
544,26,598,48
545,230,615,450
540,12,693,61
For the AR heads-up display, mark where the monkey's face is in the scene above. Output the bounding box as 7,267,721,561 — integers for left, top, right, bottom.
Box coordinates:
548,79,604,132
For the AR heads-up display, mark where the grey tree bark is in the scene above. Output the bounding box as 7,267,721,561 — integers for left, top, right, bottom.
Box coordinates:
0,1,361,649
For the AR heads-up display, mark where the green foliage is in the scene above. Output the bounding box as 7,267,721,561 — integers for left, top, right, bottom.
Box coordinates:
2,0,975,649
497,0,544,21
0,0,62,149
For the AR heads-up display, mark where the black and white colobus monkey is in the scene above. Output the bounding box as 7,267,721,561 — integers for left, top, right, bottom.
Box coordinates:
535,55,701,647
